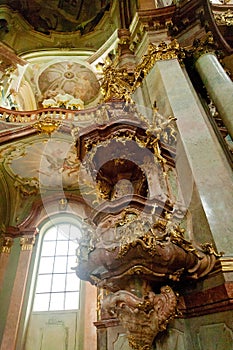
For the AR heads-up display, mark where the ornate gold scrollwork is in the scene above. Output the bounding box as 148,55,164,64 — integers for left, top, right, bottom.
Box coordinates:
214,9,233,26
82,112,176,166
118,226,160,258
136,40,183,76
32,116,61,135
188,31,217,60
111,266,166,280
200,242,223,257
100,40,183,103
14,177,39,198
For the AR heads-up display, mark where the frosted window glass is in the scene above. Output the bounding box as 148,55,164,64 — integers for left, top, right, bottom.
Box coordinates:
51,274,66,292
53,256,67,273
33,223,81,312
41,241,56,256
56,240,68,256
57,224,69,240
33,293,50,311
67,256,76,271
38,257,54,274
66,273,80,291
70,225,81,240
36,274,52,293
64,292,79,310
68,241,76,256
44,226,57,241
49,293,64,311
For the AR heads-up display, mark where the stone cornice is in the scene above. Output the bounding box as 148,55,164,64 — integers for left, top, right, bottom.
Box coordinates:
171,0,233,54
0,125,37,146
0,43,27,71
179,282,233,317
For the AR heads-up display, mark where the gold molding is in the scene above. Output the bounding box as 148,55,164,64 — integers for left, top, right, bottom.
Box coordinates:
219,257,233,272
214,9,233,27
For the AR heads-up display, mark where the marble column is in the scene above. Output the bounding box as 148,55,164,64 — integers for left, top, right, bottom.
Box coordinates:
145,58,233,257
195,52,233,139
0,229,36,350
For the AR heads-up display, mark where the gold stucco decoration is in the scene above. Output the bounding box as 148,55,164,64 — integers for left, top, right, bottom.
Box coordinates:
214,9,233,26
32,116,61,135
100,40,184,103
188,31,217,60
0,236,13,254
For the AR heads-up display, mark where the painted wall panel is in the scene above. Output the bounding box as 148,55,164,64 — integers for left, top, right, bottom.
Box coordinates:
198,323,233,350
24,312,79,350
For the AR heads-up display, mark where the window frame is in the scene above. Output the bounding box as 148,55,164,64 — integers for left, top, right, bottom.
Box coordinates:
31,215,83,313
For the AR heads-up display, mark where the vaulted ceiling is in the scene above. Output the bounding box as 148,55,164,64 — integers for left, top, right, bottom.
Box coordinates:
0,0,117,53
0,0,111,34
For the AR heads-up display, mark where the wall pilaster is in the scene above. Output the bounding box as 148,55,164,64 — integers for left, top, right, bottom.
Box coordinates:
0,236,14,291
0,229,36,350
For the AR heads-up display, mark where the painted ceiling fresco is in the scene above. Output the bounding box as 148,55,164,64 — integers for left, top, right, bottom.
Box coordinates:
1,0,111,34
1,139,80,189
38,61,100,104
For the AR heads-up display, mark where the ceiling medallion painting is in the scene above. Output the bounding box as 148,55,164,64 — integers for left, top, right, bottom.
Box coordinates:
3,0,111,34
2,139,80,190
38,61,100,105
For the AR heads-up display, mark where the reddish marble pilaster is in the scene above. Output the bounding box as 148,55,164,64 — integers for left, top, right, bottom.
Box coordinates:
83,282,97,350
0,228,36,350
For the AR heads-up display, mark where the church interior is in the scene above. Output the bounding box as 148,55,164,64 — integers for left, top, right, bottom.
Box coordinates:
0,0,232,349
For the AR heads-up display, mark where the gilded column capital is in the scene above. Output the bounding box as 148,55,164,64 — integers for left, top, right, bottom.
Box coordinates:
0,236,14,254
20,235,36,251
187,31,218,61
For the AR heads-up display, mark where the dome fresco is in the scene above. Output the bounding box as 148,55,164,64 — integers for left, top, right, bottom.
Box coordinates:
38,61,100,104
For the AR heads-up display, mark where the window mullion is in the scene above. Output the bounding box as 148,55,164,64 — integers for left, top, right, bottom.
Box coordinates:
64,223,71,309
33,221,80,312
48,224,58,311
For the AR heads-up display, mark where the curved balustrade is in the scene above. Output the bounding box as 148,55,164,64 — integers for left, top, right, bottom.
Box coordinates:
0,104,110,127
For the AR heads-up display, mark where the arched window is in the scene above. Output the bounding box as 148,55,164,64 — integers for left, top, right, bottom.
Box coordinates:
33,222,81,312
